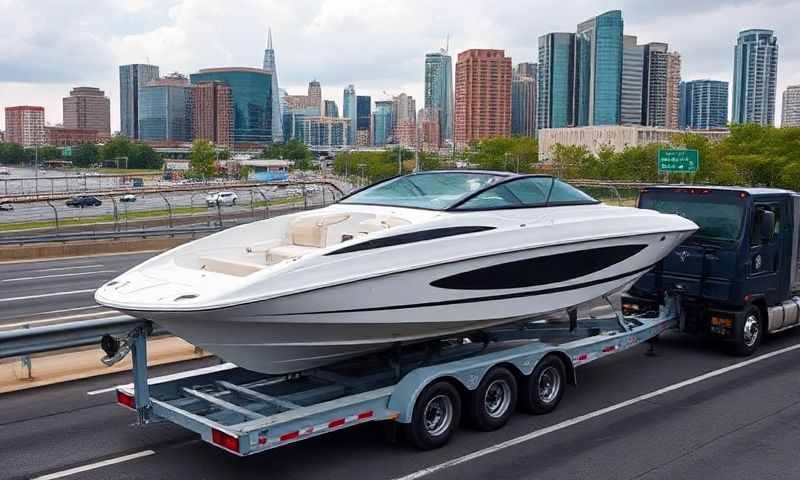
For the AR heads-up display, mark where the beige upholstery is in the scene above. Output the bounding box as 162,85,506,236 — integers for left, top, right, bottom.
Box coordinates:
199,257,264,277
246,239,282,254
290,213,350,248
266,245,319,265
357,215,410,233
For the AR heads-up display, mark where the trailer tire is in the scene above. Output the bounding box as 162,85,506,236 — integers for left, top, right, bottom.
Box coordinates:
467,367,517,431
404,381,461,450
731,305,763,356
520,355,566,414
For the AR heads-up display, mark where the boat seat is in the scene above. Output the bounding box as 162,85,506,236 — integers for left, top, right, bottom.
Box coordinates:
246,239,282,254
357,215,411,233
289,213,351,248
265,213,351,264
199,256,265,277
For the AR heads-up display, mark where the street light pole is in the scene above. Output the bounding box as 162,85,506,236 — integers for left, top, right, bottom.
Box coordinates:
34,143,39,196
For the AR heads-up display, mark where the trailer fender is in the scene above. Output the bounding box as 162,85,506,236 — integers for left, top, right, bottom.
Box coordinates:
388,346,569,423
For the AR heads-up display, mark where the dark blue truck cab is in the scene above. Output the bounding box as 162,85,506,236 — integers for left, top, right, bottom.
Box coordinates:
623,186,800,355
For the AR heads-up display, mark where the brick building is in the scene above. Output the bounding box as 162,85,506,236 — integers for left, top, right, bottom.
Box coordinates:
4,106,45,146
454,49,512,149
190,81,234,148
62,87,111,135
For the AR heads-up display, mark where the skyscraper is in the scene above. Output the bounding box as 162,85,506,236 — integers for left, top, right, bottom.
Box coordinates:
262,28,284,143
573,10,623,126
191,81,233,148
621,35,645,125
62,87,111,135
190,67,273,145
424,49,454,141
138,74,193,142
324,100,339,118
119,64,160,139
732,29,779,126
307,81,322,114
4,106,45,146
372,100,393,146
679,80,729,130
356,95,371,145
782,85,800,127
537,33,575,129
343,85,356,145
512,64,537,137
454,49,512,149
643,43,681,129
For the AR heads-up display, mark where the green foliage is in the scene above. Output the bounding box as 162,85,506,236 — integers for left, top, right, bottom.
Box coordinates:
189,140,216,179
72,143,100,167
238,165,252,180
101,135,132,162
0,143,26,165
263,139,315,170
94,135,163,170
470,136,539,173
129,143,163,169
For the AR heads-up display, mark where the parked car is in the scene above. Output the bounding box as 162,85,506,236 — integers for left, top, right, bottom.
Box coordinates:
120,194,137,203
206,191,238,207
66,196,102,208
0,167,10,175
131,178,145,188
0,203,13,211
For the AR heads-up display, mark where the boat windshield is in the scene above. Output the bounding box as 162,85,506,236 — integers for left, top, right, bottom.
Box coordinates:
340,172,506,210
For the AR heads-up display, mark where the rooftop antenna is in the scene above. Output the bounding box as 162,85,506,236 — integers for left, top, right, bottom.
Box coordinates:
444,34,450,54
268,27,273,49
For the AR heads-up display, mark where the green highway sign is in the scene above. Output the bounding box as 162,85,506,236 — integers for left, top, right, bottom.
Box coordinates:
658,149,699,173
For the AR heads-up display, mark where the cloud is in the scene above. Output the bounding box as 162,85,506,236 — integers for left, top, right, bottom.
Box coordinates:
1,0,798,129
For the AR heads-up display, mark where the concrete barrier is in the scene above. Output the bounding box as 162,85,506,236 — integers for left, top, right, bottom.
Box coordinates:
0,236,191,262
0,336,210,393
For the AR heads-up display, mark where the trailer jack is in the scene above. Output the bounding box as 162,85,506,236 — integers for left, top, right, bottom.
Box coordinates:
100,324,153,425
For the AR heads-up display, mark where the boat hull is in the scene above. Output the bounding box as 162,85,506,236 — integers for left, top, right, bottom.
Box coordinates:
120,231,691,373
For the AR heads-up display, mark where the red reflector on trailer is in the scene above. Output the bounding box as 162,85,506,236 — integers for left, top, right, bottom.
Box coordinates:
212,429,240,452
280,431,300,442
576,353,589,361
602,346,616,353
329,418,346,428
116,390,135,409
357,411,374,420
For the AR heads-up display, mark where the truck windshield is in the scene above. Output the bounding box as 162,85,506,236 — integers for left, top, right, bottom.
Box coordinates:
639,195,744,242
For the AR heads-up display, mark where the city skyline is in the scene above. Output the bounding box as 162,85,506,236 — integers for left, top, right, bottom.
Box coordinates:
1,1,799,132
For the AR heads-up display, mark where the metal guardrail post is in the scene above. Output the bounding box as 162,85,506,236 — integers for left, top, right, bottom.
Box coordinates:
20,324,32,380
110,196,119,232
45,199,60,234
158,192,173,229
215,199,223,227
303,186,308,210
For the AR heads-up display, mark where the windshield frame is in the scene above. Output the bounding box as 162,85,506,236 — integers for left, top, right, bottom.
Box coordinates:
447,175,600,211
337,171,514,211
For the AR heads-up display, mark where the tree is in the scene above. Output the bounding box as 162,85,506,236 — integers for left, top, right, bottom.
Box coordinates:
101,135,133,163
129,143,163,170
550,144,592,178
189,140,216,178
72,143,99,167
0,143,26,165
264,139,315,170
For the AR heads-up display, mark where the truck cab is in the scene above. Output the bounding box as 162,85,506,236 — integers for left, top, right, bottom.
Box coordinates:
624,186,800,355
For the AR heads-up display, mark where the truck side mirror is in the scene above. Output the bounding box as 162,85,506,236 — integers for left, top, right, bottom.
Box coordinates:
760,210,776,242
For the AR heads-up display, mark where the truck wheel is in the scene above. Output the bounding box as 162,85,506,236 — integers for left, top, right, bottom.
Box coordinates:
404,381,461,450
732,306,763,356
519,355,566,414
467,367,517,431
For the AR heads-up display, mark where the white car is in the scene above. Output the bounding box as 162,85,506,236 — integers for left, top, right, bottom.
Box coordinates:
0,203,13,211
206,191,238,207
120,194,137,203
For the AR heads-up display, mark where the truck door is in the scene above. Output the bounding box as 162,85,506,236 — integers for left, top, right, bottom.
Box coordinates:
748,202,781,302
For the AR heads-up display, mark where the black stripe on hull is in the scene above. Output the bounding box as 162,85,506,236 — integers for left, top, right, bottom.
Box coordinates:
276,264,654,316
431,244,648,290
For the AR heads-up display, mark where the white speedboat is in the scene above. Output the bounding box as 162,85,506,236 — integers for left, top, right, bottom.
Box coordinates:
95,172,697,373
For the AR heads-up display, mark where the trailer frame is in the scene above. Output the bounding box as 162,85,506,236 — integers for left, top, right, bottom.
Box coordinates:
113,297,681,456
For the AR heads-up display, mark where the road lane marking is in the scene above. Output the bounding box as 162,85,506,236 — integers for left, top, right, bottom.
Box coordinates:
0,289,95,303
87,385,124,395
393,341,800,480
32,450,155,480
33,264,105,273
0,311,118,330
1,270,115,282
21,305,102,317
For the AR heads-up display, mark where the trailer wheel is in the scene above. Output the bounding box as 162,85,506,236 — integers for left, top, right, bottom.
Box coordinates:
732,305,763,356
467,367,517,431
405,381,461,450
520,356,566,414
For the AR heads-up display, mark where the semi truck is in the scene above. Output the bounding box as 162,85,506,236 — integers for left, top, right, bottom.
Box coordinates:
623,186,800,355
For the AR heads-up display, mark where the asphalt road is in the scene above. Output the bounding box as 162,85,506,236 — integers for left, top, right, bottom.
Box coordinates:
0,252,157,329
2,326,800,480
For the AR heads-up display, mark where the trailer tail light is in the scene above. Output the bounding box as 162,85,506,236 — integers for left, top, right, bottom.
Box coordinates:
710,315,733,328
212,429,240,453
116,390,135,409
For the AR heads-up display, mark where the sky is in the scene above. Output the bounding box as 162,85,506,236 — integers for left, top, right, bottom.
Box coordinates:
1,0,798,131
